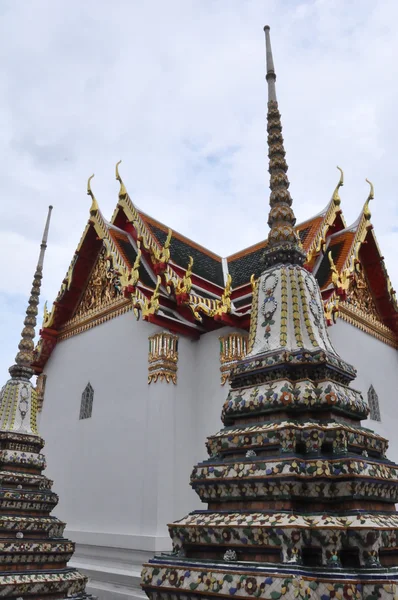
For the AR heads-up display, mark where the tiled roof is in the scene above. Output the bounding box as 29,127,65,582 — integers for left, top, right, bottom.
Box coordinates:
228,246,265,289
226,216,325,289
296,216,324,251
140,213,225,288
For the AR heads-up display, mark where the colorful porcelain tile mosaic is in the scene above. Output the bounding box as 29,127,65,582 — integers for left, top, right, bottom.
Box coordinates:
0,207,90,599
141,27,398,599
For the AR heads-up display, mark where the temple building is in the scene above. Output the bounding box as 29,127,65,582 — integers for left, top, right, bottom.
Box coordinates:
0,206,89,599
33,28,397,600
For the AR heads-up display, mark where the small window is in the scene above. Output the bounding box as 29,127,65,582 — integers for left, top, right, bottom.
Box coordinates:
367,385,381,422
79,383,94,420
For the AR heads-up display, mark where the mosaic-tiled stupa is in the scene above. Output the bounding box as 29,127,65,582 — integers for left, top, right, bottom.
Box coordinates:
0,206,88,598
141,27,398,600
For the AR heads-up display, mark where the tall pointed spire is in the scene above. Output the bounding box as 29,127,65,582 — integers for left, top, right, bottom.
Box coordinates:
263,26,306,267
9,205,53,381
0,205,89,597
142,26,398,600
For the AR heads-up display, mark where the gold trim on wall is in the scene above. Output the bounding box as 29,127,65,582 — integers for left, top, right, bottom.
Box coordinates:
338,303,397,349
148,331,179,384
219,332,249,385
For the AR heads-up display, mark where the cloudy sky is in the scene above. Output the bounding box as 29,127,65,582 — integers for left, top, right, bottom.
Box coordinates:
0,0,397,381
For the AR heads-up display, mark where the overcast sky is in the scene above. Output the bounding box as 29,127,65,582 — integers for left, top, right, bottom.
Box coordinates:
0,0,397,381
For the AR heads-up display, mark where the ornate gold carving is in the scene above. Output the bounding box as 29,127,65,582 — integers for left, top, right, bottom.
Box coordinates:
35,373,47,412
174,256,193,298
214,274,233,318
141,276,161,320
324,293,340,326
335,262,397,348
186,294,218,321
219,332,249,385
58,298,132,342
42,301,56,329
87,174,99,214
345,267,380,322
364,178,374,220
338,303,397,349
151,228,172,267
328,251,350,297
116,160,127,198
306,167,345,263
341,180,375,275
332,166,344,205
148,331,179,384
72,246,123,323
119,242,141,291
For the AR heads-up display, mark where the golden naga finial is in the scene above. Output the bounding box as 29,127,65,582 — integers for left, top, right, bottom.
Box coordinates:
142,276,161,319
363,178,374,220
42,301,56,329
115,160,127,198
176,256,193,297
324,294,340,326
332,166,344,205
214,273,233,317
120,242,142,290
152,228,173,266
87,174,99,214
328,251,350,297
250,274,257,293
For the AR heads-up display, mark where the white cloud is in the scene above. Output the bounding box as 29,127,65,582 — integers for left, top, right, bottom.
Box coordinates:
0,0,397,380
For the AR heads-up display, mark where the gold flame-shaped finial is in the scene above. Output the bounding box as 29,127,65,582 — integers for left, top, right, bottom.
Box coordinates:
364,178,374,220
87,174,99,214
116,160,127,198
332,166,344,205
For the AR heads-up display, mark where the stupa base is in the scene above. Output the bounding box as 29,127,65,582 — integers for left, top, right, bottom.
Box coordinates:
142,557,398,600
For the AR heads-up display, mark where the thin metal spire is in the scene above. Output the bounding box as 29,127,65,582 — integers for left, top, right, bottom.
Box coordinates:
264,25,277,102
262,26,305,267
9,206,53,380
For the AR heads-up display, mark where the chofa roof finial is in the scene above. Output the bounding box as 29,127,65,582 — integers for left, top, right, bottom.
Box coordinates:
87,174,99,214
364,178,374,220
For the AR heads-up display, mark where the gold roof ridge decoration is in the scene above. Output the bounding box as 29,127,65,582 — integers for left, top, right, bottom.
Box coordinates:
34,155,397,363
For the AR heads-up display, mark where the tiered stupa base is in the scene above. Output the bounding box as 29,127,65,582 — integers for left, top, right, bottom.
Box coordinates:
0,429,88,599
142,267,398,600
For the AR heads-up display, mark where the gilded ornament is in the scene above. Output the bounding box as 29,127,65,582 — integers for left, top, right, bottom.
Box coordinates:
42,301,56,329
219,332,249,385
364,178,374,220
142,276,161,319
214,273,233,318
72,246,123,323
174,256,193,299
148,331,179,384
119,242,141,291
115,159,127,198
328,251,350,297
87,174,99,214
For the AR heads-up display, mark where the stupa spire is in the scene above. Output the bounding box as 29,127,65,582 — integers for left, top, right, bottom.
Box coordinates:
263,26,306,267
9,205,53,381
0,206,88,598
142,26,398,600
264,25,277,101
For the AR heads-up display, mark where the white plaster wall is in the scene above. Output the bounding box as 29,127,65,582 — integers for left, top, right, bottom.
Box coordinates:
41,311,161,537
39,311,398,600
328,319,398,460
39,313,234,599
